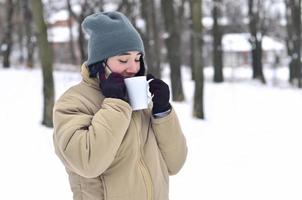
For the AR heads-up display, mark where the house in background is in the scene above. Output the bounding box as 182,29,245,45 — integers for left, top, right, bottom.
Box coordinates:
222,33,286,68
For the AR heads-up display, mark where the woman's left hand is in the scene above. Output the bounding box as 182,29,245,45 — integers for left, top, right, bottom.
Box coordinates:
147,74,171,114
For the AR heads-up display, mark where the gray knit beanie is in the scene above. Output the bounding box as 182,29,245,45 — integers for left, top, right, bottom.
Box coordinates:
82,11,145,66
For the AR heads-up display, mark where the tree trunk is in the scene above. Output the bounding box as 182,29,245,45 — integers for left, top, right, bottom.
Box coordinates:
67,0,78,64
161,0,185,101
212,0,224,82
285,0,295,82
67,10,77,64
141,0,160,78
248,0,266,84
255,39,264,81
16,0,25,64
99,0,104,11
285,0,292,78
150,0,162,78
31,0,55,127
192,0,204,119
290,0,301,87
3,0,14,68
118,0,136,25
78,19,86,64
67,0,88,64
22,0,35,68
189,0,195,80
178,0,186,67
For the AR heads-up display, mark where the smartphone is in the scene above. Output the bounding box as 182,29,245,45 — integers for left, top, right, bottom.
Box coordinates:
105,66,112,79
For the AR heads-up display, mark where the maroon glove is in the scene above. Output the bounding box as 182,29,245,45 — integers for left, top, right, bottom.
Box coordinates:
99,68,128,102
147,74,171,114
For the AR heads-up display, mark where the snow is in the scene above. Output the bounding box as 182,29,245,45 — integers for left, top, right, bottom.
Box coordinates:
0,65,302,200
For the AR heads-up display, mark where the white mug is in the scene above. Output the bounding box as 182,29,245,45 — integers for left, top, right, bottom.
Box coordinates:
124,76,148,111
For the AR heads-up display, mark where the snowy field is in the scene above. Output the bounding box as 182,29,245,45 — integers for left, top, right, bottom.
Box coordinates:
0,65,302,200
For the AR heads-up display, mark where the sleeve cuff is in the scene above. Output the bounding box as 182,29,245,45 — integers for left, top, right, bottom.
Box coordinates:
153,108,172,119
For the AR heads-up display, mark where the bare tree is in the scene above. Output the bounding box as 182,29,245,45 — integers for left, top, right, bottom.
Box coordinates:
2,0,14,68
150,0,162,78
22,0,35,68
67,0,86,64
67,4,77,65
177,0,188,68
212,0,224,82
15,0,25,64
161,0,185,101
191,0,204,119
292,0,301,88
224,0,246,33
66,0,99,64
285,0,301,87
188,0,195,80
31,0,55,127
248,0,266,83
118,0,138,25
0,2,6,41
140,0,161,78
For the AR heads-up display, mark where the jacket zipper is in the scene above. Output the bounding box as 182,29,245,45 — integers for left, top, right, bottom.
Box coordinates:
138,159,153,200
134,114,154,200
100,176,107,200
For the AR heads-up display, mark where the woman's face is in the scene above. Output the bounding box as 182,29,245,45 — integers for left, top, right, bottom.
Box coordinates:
106,51,142,77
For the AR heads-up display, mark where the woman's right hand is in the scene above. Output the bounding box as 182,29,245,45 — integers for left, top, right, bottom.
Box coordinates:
99,71,128,102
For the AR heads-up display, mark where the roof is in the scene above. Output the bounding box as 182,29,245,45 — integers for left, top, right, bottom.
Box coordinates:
222,33,285,52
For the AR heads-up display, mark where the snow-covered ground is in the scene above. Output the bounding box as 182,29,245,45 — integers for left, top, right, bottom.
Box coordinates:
0,65,301,200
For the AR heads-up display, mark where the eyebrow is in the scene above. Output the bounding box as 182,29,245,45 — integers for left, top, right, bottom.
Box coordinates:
118,52,142,56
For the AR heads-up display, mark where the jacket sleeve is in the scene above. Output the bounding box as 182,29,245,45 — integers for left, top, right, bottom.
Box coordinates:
151,107,187,175
53,96,132,178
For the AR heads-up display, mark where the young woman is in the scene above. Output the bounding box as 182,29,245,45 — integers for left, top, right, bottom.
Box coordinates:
53,11,187,200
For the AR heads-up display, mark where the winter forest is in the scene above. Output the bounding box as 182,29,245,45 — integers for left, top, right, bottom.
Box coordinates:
0,0,302,200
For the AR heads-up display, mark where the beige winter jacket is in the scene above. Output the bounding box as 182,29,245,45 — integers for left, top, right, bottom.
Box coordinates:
53,64,187,200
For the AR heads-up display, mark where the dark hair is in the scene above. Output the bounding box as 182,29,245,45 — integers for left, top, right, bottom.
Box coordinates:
136,56,146,76
87,60,105,78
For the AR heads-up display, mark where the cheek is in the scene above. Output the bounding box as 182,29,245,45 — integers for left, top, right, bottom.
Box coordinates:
135,63,140,71
126,63,139,73
107,62,124,73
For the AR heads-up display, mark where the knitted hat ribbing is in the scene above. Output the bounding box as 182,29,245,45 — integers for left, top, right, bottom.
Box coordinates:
82,11,145,66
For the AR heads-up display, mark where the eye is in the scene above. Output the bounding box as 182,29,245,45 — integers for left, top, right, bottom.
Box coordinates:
135,59,140,62
118,60,127,64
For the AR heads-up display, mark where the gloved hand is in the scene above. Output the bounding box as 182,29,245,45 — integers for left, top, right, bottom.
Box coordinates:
147,74,171,115
99,68,128,102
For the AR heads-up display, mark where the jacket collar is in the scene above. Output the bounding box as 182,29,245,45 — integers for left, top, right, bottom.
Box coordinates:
81,63,101,91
